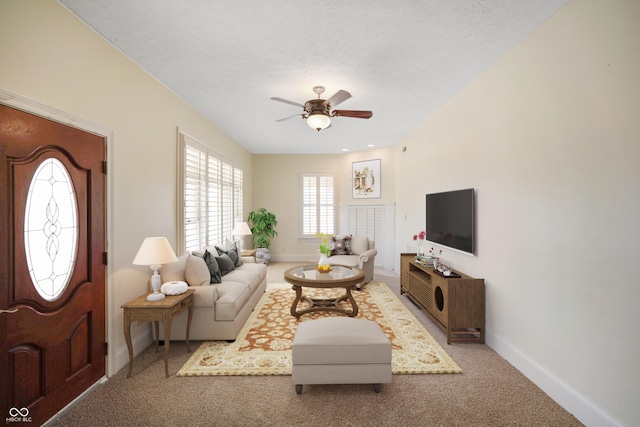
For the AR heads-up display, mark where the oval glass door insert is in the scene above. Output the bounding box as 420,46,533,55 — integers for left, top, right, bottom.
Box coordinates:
24,158,79,301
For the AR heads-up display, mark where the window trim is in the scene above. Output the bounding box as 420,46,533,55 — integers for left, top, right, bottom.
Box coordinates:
177,130,243,253
299,172,336,239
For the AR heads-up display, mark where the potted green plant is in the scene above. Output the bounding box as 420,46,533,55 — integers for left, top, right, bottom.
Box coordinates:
247,208,278,264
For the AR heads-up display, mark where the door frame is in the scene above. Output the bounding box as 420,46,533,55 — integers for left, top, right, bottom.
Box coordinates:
0,87,117,378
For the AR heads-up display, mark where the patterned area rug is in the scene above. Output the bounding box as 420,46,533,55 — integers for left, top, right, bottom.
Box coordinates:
177,282,462,376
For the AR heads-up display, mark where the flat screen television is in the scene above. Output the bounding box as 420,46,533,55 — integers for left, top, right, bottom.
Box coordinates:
425,188,475,255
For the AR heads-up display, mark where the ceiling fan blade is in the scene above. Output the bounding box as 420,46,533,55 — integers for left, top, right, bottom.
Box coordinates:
276,114,303,122
324,90,351,108
270,97,304,108
332,110,373,119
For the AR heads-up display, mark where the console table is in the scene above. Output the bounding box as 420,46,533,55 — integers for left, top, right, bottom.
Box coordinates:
400,253,485,344
241,249,257,262
241,249,257,257
122,289,194,377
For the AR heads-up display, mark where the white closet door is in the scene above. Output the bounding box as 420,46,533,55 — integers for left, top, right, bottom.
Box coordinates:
341,204,394,268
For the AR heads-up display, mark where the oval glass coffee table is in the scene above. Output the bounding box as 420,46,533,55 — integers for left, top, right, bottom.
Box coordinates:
284,265,364,318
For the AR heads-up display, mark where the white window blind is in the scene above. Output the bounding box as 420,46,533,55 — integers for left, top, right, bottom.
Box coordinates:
179,132,243,253
301,173,335,236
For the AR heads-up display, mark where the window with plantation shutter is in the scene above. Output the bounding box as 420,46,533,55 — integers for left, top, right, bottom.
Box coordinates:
300,173,335,237
178,131,243,253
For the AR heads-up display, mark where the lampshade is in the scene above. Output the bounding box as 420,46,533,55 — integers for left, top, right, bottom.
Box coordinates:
307,113,331,131
132,237,178,266
133,237,178,302
232,222,252,236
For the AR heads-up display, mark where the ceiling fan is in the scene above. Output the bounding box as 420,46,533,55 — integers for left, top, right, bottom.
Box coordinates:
271,86,373,131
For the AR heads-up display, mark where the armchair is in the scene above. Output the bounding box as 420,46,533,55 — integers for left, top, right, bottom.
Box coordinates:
326,235,377,288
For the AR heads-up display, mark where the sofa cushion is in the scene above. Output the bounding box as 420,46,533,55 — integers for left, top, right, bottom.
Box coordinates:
216,242,242,267
201,250,222,284
190,284,218,308
160,252,189,282
237,262,267,282
184,254,210,286
216,253,236,276
326,255,359,268
292,318,391,365
223,269,261,293
215,281,251,321
350,236,369,255
330,235,352,256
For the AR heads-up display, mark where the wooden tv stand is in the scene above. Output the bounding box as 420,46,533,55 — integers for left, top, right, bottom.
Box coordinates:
400,253,485,344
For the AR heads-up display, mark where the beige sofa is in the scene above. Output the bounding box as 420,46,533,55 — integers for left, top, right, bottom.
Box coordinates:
155,245,267,342
326,236,377,288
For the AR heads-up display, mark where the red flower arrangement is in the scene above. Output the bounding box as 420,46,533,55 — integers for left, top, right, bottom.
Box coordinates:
413,231,427,255
412,230,427,241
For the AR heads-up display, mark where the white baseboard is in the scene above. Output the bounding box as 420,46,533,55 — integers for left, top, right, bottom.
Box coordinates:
486,331,622,427
111,327,154,376
270,254,316,263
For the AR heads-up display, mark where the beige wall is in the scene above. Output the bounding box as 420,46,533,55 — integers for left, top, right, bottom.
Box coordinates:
252,147,394,260
0,0,253,377
394,0,639,425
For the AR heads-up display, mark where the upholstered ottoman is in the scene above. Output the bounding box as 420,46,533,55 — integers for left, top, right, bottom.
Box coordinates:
292,317,392,394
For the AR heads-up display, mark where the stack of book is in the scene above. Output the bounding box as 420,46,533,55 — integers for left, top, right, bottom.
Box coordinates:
415,256,435,267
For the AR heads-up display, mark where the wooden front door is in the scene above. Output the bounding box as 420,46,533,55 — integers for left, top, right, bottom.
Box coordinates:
0,105,106,426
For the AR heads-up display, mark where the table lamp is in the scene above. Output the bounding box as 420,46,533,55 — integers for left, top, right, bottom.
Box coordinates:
231,222,252,252
133,237,178,301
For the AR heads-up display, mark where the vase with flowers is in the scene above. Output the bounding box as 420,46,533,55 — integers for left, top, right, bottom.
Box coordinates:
412,230,427,257
316,232,333,272
429,247,444,270
428,247,443,259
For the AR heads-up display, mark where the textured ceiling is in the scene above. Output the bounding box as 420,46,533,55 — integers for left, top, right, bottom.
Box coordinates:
58,0,568,154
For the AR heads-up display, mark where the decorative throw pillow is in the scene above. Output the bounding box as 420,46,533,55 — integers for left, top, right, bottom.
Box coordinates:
160,252,189,282
216,242,242,267
184,254,210,286
200,249,222,284
349,236,369,255
330,235,352,256
215,253,236,276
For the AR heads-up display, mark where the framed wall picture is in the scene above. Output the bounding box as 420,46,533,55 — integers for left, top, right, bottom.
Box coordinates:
352,159,381,199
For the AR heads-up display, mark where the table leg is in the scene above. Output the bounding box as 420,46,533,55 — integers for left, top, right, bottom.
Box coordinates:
154,321,160,353
162,313,172,378
123,310,133,378
291,285,303,318
345,287,358,317
186,305,193,353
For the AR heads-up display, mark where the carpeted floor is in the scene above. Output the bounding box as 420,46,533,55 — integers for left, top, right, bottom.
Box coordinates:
50,262,583,427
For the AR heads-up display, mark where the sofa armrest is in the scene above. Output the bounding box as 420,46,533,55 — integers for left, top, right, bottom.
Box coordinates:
357,248,378,269
191,285,218,308
240,256,256,263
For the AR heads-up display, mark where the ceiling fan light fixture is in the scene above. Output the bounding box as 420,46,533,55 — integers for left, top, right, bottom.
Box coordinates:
272,86,371,131
307,113,331,131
